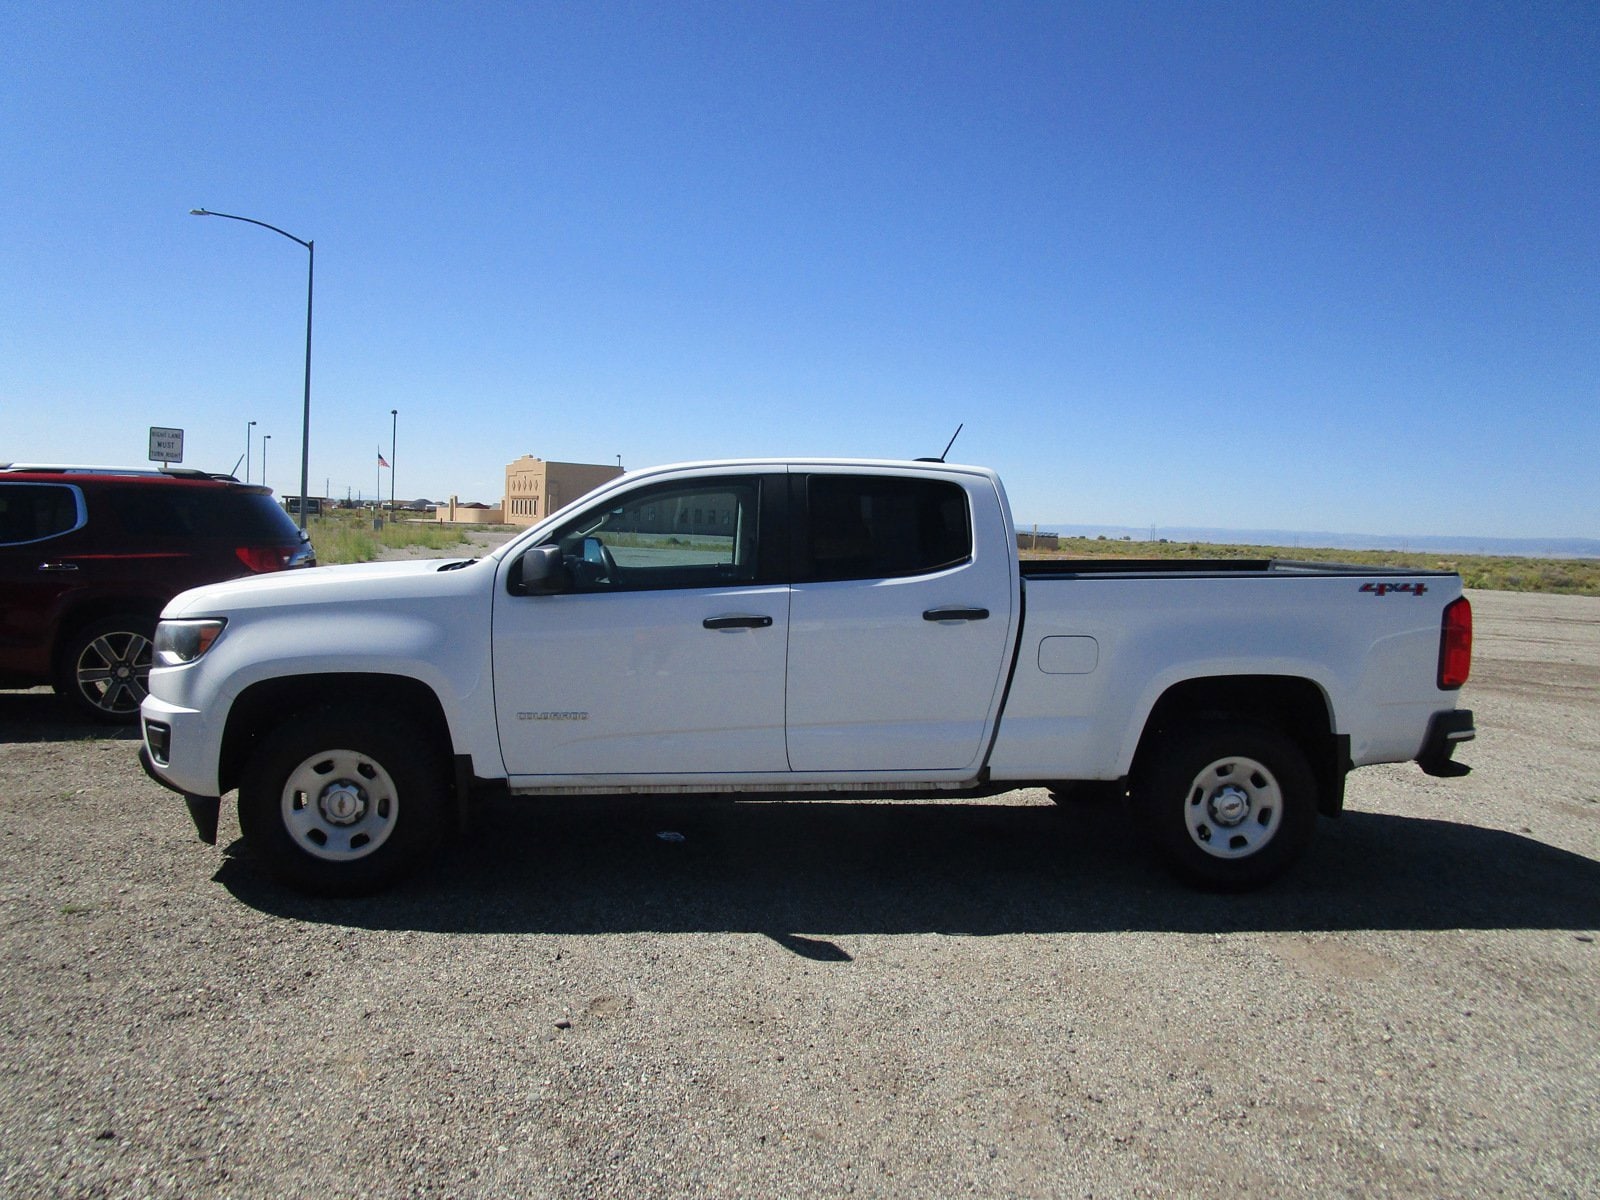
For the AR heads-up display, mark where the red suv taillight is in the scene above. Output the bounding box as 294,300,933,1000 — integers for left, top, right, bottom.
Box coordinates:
1438,597,1472,690
236,545,294,573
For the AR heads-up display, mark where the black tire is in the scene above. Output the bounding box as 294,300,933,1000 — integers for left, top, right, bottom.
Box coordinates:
237,710,448,895
53,614,156,723
1133,723,1317,890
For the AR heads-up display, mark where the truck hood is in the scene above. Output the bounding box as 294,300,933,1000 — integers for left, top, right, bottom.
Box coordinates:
160,557,488,618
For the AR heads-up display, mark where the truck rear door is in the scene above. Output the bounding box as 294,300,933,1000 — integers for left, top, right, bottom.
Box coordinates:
784,470,1016,772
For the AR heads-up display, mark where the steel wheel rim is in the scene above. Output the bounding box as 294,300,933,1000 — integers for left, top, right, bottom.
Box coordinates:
75,631,152,714
281,748,399,862
1182,754,1283,859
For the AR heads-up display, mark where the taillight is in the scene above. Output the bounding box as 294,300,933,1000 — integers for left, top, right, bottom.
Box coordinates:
236,545,292,573
1438,597,1472,689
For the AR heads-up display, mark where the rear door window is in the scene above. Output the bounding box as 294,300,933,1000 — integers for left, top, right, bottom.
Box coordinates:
800,475,971,582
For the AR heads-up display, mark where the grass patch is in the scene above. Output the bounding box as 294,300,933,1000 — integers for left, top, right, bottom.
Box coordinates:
1024,537,1600,596
305,510,486,565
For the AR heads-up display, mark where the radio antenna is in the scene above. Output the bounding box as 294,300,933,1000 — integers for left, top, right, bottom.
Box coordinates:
915,423,965,463
938,423,964,462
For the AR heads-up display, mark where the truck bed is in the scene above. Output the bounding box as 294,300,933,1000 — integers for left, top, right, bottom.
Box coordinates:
1019,557,1459,580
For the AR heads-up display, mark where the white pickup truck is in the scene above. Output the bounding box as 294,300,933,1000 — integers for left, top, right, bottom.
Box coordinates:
139,458,1475,894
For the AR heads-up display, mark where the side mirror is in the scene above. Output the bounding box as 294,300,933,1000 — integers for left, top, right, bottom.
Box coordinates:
509,543,569,595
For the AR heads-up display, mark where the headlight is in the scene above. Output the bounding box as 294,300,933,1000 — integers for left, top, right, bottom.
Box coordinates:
154,618,227,666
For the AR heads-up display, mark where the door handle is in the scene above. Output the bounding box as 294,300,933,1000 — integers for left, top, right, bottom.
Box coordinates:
923,607,989,622
37,562,80,573
703,615,774,630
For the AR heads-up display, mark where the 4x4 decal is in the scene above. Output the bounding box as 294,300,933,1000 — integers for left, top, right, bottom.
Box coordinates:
1360,581,1428,597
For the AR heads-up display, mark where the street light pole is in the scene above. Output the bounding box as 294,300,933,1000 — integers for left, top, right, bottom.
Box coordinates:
262,434,271,491
245,419,256,483
390,408,398,513
190,208,314,531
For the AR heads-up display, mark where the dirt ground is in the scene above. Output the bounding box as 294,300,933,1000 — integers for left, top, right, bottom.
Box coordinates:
0,589,1595,1198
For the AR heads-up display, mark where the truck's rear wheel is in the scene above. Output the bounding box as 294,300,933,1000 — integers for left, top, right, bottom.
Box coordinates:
238,711,447,895
1135,724,1316,890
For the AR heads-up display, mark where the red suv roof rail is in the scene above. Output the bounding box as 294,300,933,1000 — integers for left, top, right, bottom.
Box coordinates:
0,464,240,482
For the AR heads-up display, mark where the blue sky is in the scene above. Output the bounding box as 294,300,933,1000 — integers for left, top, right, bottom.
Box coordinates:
2,2,1595,539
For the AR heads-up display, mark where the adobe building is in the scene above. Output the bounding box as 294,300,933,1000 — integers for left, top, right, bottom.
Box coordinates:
435,497,504,524
503,456,624,528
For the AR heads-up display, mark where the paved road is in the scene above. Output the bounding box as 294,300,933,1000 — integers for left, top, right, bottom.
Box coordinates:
0,590,1595,1198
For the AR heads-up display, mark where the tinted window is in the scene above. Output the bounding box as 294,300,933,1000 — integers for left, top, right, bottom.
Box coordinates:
803,475,971,582
0,484,82,545
107,488,302,540
549,478,762,591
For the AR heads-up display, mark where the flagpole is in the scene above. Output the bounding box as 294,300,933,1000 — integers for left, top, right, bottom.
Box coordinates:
376,446,392,526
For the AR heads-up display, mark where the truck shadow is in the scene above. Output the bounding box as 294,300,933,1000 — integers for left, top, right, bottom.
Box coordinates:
215,794,1600,937
0,691,139,744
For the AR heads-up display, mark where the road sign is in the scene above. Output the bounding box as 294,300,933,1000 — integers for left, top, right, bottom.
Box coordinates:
149,426,184,464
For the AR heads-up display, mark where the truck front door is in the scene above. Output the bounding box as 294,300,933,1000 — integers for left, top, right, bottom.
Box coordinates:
493,473,791,778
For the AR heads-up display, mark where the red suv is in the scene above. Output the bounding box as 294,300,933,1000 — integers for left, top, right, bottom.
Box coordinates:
0,466,315,721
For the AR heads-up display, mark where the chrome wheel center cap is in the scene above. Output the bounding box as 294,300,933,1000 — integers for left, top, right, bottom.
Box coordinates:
320,782,367,825
1209,786,1251,827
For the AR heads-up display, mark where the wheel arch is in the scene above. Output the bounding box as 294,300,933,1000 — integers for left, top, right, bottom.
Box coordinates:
1130,674,1348,817
51,597,165,665
219,672,456,798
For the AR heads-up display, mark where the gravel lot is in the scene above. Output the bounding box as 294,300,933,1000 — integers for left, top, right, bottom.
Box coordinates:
1,589,1596,1198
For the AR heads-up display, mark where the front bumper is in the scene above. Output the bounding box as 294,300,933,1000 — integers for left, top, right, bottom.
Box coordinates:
1417,708,1475,777
139,744,222,843
139,697,224,844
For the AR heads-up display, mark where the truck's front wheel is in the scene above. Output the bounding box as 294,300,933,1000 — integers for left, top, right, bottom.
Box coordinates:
238,711,447,895
1135,724,1316,890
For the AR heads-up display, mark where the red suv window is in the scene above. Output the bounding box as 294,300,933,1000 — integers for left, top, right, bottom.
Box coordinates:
0,484,83,545
105,487,302,540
